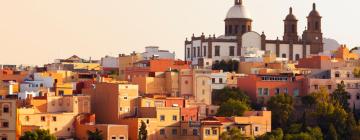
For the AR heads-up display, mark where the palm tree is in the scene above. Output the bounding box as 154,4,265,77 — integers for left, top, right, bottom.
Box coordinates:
87,128,103,140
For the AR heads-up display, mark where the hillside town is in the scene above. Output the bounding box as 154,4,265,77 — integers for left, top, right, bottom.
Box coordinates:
1,1,360,140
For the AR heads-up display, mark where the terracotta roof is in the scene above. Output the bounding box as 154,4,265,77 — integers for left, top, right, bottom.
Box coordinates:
215,117,233,123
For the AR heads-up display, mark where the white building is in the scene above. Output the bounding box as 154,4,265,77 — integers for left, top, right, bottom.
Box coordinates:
211,71,228,90
141,46,175,60
185,0,324,67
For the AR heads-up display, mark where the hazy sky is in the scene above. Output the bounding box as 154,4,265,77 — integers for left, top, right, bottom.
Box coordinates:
0,0,359,65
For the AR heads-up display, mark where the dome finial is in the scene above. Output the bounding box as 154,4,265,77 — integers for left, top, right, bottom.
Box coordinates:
313,3,316,10
289,7,293,14
234,0,242,5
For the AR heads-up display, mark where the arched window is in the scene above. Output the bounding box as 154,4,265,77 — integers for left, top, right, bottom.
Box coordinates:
228,25,233,34
315,22,319,31
242,25,246,33
291,24,296,33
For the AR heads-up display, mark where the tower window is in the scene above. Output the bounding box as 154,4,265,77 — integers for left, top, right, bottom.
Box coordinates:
215,46,220,56
203,46,207,56
295,54,300,60
315,22,319,30
228,25,233,34
234,25,238,34
291,24,295,33
187,48,190,58
242,25,246,33
248,25,251,32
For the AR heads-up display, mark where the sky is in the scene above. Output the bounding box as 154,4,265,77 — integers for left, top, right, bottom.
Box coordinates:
0,0,359,65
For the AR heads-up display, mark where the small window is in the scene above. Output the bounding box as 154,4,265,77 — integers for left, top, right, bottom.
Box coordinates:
2,122,9,128
54,128,58,131
212,78,215,83
160,115,165,121
193,129,198,136
146,119,149,124
328,85,332,90
25,116,30,121
111,136,116,140
172,115,177,121
229,46,235,56
187,48,191,58
67,128,71,131
41,116,46,122
1,137,7,140
314,85,319,90
203,46,207,56
205,129,211,135
181,116,185,121
219,78,223,84
172,129,178,135
215,46,220,56
255,126,259,132
282,53,287,58
212,129,218,135
3,106,9,113
160,129,165,135
123,96,128,100
119,136,125,140
52,116,57,122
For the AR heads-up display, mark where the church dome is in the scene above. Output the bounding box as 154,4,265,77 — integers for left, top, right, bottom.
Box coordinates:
308,3,321,17
226,0,252,19
285,7,297,21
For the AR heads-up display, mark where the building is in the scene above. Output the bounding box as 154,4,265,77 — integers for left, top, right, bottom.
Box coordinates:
334,45,359,61
142,46,175,60
238,74,305,103
185,1,324,66
83,82,139,123
125,59,191,82
0,69,29,83
0,99,17,140
16,95,91,139
118,53,143,80
211,71,228,90
74,114,129,140
179,69,212,105
100,55,119,74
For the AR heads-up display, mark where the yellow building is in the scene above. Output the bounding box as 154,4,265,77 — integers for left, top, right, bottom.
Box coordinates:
55,82,75,96
335,44,359,61
0,100,17,140
17,95,91,139
118,53,142,80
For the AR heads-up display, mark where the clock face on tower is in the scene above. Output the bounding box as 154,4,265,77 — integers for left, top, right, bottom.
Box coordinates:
315,36,319,40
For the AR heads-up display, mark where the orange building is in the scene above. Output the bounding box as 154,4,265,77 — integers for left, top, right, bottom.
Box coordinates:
238,74,305,103
0,69,28,83
125,59,191,81
297,55,345,69
334,44,359,61
0,99,17,140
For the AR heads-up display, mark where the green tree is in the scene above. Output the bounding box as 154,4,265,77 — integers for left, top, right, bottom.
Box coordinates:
267,94,294,129
87,128,103,140
326,124,338,140
332,81,350,111
20,129,56,140
257,128,284,140
212,87,250,105
220,128,245,140
139,120,148,140
217,99,249,117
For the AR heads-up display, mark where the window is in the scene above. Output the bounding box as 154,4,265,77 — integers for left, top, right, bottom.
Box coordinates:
314,85,319,90
283,88,288,94
111,136,116,140
282,53,287,58
25,116,30,121
295,54,300,60
187,48,190,58
172,115,177,121
58,90,64,96
123,96,128,100
258,88,263,96
202,80,206,86
212,78,216,83
2,122,9,128
203,46,207,56
275,88,280,95
357,94,360,100
212,129,218,135
248,25,251,31
335,72,340,78
182,129,187,135
197,47,201,57
41,116,46,122
291,24,295,33
52,116,57,122
242,25,246,33
193,129,198,136
264,88,269,96
3,105,9,113
160,115,165,121
215,46,220,56
67,128,71,131
328,85,332,90
181,116,185,121
1,137,7,140
293,89,299,97
234,25,239,34
119,136,125,140
160,129,165,135
255,126,259,132
172,129,178,135
315,22,319,30
219,78,223,84
205,129,211,136
229,46,235,56
146,119,149,124
228,25,233,34
54,128,58,131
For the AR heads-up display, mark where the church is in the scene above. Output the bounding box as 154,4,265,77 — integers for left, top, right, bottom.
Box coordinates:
184,0,324,67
